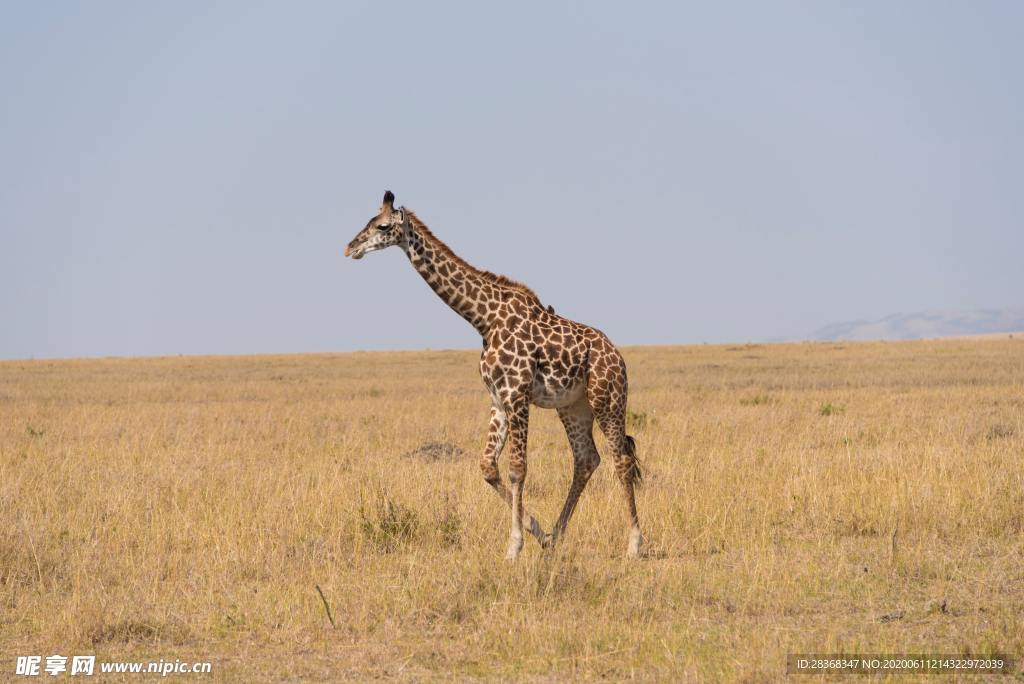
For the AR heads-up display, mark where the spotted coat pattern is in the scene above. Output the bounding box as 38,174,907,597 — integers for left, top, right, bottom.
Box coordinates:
345,192,643,559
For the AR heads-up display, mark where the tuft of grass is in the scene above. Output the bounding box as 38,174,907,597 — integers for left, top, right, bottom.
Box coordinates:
818,401,844,416
359,493,419,553
987,424,1014,440
404,441,465,462
740,394,771,406
438,497,462,549
626,409,653,430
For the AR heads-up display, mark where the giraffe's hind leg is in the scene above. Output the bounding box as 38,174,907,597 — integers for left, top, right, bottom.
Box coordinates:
588,349,643,558
547,398,600,548
479,404,546,548
596,411,643,558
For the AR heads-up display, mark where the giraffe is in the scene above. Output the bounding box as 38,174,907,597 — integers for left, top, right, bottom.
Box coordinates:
344,191,643,559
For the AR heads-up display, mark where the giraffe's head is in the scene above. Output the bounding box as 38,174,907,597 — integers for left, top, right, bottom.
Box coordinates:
344,190,407,260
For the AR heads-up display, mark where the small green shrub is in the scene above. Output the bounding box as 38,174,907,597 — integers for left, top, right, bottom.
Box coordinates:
359,494,419,553
627,410,653,431
439,503,462,549
819,402,844,416
986,424,1014,440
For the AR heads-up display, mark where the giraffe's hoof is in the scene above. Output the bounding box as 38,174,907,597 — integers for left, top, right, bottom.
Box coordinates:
527,517,547,543
505,535,524,561
626,529,643,559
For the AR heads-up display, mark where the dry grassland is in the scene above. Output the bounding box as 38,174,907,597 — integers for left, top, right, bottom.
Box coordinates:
1,338,1022,681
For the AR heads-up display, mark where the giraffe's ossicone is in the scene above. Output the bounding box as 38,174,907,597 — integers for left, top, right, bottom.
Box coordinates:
345,191,643,559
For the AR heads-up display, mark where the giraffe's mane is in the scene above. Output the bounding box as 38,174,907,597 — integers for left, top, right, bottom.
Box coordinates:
405,210,543,306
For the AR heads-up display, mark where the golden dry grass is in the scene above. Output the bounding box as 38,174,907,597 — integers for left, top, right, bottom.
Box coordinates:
1,338,1022,681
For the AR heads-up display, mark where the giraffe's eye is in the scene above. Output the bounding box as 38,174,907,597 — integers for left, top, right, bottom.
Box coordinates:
376,224,391,232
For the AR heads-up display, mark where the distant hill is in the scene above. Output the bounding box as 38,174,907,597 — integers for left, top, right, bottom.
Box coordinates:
806,308,1024,341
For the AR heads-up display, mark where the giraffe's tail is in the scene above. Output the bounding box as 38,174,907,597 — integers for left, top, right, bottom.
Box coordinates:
624,434,642,487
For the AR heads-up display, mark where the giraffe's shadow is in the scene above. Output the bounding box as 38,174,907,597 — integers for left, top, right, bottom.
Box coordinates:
600,549,670,560
533,544,671,561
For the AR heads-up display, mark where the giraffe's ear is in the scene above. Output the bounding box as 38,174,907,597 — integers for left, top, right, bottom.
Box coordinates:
382,190,395,212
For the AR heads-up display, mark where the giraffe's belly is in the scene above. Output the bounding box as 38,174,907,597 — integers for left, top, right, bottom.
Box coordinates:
530,377,586,409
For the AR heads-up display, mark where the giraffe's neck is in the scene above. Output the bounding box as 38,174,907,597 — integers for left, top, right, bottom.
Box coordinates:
400,218,499,337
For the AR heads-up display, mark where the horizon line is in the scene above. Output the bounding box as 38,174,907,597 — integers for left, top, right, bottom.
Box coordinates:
2,333,1019,364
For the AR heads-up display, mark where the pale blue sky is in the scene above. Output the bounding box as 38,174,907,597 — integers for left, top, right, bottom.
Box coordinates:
2,2,1021,359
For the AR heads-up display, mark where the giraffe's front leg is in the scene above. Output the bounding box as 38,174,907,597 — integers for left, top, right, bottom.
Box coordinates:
503,401,531,561
479,405,546,547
